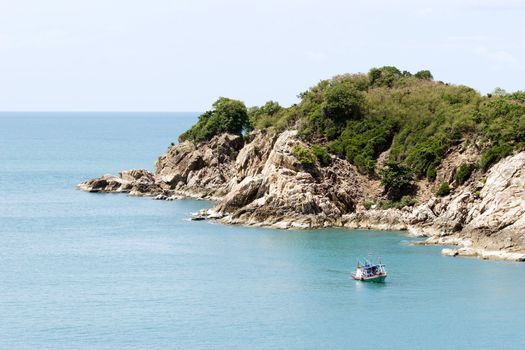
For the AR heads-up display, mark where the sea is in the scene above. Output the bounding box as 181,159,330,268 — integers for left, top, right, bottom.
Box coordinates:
1,112,524,349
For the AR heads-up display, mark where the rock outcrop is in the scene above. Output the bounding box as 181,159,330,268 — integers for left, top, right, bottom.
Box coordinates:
78,169,160,196
215,130,362,229
78,131,525,261
155,133,243,199
337,152,525,261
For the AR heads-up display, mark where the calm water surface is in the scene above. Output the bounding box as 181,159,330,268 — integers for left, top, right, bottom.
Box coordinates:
1,113,524,349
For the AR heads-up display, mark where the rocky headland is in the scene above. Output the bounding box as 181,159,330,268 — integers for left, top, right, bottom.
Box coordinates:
79,129,525,261
78,67,525,261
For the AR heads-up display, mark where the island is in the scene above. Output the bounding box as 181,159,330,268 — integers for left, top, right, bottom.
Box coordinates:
79,66,525,261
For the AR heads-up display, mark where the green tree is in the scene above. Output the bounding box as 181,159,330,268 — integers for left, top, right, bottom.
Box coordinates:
247,101,283,132
492,87,507,97
212,97,250,135
414,70,433,80
368,66,402,87
322,82,364,123
179,97,249,142
380,161,413,200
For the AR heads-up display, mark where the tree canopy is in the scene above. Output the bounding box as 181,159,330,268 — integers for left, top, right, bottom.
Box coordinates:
414,70,433,80
244,66,525,179
322,81,364,123
179,97,249,142
380,161,414,200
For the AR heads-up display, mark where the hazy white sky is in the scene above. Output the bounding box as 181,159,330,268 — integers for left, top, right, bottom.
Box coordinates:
0,0,523,111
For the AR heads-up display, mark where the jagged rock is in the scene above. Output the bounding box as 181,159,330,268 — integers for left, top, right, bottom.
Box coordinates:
462,153,525,251
342,209,408,231
77,170,160,195
120,169,154,183
155,133,243,198
191,208,225,221
432,192,474,233
217,176,265,211
212,130,362,227
78,174,128,193
441,248,459,257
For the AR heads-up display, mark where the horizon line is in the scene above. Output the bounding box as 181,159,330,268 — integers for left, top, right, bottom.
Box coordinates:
0,110,203,114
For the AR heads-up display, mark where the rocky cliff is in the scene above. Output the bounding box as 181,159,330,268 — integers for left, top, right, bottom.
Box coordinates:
78,130,525,261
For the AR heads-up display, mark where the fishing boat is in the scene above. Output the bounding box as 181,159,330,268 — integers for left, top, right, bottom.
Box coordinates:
351,258,387,282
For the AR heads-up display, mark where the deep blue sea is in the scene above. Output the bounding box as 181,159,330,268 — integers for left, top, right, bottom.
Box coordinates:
1,112,524,349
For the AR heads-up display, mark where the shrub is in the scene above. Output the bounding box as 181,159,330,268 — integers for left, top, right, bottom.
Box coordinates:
248,101,283,132
436,181,450,197
291,145,316,166
311,144,332,166
426,164,437,182
480,142,513,171
399,195,417,207
377,196,416,209
455,163,475,185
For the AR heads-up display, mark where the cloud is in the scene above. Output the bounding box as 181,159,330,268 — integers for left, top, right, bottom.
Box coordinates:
440,36,518,65
474,46,518,64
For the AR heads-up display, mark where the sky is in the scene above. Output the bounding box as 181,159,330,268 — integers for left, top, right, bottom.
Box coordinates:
0,0,523,111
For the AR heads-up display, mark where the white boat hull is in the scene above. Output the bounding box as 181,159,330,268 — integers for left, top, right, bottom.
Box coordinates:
352,273,387,283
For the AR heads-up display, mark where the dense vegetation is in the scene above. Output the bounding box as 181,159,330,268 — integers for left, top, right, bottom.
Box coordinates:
244,67,525,177
181,66,525,200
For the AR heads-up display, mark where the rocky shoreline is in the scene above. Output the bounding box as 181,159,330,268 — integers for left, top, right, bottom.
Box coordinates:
78,130,525,262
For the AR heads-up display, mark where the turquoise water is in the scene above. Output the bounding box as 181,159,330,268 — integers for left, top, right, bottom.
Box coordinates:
1,113,524,349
